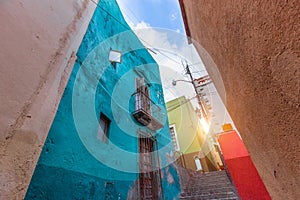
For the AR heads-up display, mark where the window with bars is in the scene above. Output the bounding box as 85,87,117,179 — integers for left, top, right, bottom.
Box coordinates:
135,77,151,115
169,125,180,151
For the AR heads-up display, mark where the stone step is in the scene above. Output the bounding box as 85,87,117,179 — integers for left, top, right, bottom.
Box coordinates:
190,171,227,177
180,195,238,199
180,196,238,199
190,176,229,180
186,179,231,187
180,197,239,200
180,191,238,200
183,187,234,194
188,178,230,184
190,175,229,182
182,189,236,196
190,175,228,180
180,170,240,200
187,179,234,186
183,186,234,193
183,183,233,191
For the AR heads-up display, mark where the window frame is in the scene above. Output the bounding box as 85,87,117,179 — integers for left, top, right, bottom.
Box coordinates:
169,124,180,151
98,113,111,143
108,49,122,64
135,77,151,114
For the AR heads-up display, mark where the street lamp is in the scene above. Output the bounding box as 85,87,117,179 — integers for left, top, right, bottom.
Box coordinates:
172,79,192,86
172,76,209,119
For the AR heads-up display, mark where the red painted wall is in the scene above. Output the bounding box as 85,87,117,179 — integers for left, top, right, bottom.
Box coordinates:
218,131,271,200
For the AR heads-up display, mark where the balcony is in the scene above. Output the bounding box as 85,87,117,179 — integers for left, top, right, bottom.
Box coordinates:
132,91,164,131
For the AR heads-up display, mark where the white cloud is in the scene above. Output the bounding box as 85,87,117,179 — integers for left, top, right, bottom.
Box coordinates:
116,0,140,28
134,21,151,29
129,28,236,133
169,12,178,21
128,28,206,104
116,0,237,135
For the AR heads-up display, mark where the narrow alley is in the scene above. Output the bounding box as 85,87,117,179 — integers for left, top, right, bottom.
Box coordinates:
0,0,299,200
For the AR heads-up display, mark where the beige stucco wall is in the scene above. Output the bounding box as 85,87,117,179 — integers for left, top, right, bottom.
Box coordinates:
182,0,300,199
0,0,97,198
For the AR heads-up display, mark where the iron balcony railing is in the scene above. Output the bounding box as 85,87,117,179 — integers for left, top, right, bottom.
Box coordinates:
132,90,164,131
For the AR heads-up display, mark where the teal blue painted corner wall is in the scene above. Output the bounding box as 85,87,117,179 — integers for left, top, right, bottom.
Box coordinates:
25,0,180,199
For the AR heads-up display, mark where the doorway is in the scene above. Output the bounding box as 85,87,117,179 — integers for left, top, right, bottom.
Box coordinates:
138,131,161,199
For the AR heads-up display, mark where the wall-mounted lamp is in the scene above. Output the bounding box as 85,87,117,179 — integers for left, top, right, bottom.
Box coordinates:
172,79,192,86
109,49,122,66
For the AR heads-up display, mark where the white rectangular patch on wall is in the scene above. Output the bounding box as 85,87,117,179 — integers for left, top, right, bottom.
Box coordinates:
109,49,122,64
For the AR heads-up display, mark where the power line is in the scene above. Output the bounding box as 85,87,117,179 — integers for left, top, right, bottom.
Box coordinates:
151,48,182,64
88,0,182,65
118,1,187,66
89,0,213,107
166,96,198,112
90,0,210,73
118,0,142,26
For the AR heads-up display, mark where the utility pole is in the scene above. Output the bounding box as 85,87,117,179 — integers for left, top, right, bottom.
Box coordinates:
184,63,208,119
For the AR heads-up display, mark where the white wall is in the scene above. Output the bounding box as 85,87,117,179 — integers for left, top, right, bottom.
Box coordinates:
0,0,97,198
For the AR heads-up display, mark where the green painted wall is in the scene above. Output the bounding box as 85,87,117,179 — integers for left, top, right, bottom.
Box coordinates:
166,96,217,171
167,96,207,154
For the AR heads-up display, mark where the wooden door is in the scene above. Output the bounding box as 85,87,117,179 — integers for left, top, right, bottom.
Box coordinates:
139,137,159,200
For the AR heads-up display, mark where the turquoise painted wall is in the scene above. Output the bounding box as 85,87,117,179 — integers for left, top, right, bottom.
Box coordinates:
25,0,180,199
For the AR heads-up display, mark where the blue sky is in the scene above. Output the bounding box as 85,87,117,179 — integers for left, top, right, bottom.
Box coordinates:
116,0,185,33
116,0,235,133
116,0,209,110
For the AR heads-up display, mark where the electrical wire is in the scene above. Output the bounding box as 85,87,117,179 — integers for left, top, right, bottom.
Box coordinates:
88,0,212,106
166,95,198,112
89,0,183,65
117,0,185,65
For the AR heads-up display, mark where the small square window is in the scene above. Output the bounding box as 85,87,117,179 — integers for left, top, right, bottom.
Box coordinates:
97,113,110,143
109,49,122,64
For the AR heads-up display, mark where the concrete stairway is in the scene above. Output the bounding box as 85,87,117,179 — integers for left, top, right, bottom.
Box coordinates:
180,170,240,200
